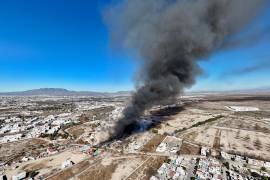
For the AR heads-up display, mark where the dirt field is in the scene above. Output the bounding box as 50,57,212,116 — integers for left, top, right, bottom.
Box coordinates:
157,109,221,135
179,141,201,155
110,156,146,180
141,134,166,152
48,159,92,180
0,138,49,164
219,128,270,160
5,149,88,179
67,126,85,139
126,156,167,180
169,95,270,160
213,129,221,149
76,155,147,180
191,127,218,147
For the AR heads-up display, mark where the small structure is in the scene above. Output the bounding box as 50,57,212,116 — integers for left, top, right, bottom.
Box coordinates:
79,145,91,153
156,136,182,154
149,176,159,180
61,159,75,169
156,143,167,153
47,147,58,155
93,148,101,156
264,162,270,168
21,157,29,162
201,147,209,156
221,151,232,160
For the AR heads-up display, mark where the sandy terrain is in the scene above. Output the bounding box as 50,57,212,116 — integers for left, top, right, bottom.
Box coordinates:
5,149,88,179
75,155,147,180
219,128,270,160
0,138,49,163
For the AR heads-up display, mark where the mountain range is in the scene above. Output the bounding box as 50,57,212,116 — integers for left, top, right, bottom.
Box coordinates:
0,88,132,97
0,87,269,97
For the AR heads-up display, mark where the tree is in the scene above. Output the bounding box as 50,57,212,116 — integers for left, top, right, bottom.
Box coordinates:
223,162,230,169
261,167,267,172
251,171,261,178
243,135,250,142
236,130,240,139
151,129,158,134
254,123,261,131
254,138,262,150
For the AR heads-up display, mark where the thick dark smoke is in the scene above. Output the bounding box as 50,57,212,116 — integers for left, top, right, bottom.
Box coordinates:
104,0,266,138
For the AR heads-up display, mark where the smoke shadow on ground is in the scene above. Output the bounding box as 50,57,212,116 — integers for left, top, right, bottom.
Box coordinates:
99,105,186,147
121,105,186,136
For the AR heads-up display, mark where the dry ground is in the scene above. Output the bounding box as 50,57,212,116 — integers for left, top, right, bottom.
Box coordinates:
0,138,49,164
179,141,201,155
126,156,167,180
173,95,270,160
5,149,88,179
141,134,166,152
77,155,147,180
66,126,85,139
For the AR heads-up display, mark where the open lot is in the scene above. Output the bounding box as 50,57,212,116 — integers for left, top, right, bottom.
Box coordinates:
5,149,88,179
0,138,49,164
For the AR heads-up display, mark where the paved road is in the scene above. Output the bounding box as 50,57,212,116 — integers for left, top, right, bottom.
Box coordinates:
186,158,196,179
222,167,228,180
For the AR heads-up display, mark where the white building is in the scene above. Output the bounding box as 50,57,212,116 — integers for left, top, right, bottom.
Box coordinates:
264,162,270,168
61,160,74,169
156,143,167,153
201,147,209,156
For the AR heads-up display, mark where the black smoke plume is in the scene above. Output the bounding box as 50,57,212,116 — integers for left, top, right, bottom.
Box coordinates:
104,0,266,138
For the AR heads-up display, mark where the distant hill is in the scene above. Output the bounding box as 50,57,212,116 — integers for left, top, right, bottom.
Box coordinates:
0,88,132,97
0,87,269,97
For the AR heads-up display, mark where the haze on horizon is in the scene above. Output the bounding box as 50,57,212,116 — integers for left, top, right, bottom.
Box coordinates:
0,0,269,93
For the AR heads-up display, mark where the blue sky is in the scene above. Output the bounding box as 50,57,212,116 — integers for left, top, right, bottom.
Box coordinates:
0,0,269,92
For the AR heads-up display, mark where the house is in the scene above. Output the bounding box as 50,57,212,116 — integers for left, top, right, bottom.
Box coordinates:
157,163,169,176
176,166,186,176
221,151,234,160
21,157,29,162
168,170,176,179
47,147,58,155
156,143,167,153
21,156,35,162
201,147,209,156
149,176,159,180
175,156,183,166
264,162,270,168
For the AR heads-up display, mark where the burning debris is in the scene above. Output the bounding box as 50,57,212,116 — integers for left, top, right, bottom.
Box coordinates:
104,0,266,138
